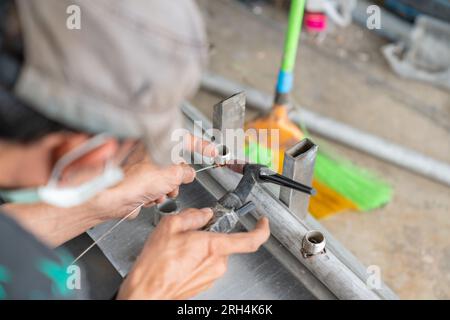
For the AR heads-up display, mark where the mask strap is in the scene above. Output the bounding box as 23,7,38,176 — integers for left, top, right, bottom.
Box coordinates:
47,133,111,187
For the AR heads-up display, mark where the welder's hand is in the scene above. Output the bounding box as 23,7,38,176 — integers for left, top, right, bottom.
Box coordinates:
87,161,196,220
117,208,270,300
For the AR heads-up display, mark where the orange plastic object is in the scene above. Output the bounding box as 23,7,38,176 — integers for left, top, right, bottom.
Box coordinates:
245,104,304,173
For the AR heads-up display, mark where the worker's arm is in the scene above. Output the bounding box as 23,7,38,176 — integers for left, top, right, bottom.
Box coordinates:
118,208,270,299
1,162,196,247
1,202,106,248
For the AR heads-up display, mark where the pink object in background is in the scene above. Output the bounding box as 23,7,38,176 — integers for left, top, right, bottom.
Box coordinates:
305,11,327,32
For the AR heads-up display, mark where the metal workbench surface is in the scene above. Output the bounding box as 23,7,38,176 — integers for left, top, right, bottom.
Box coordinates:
86,179,316,300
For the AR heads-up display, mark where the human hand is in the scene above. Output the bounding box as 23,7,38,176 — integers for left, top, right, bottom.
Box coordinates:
183,132,218,159
86,161,196,221
117,208,270,299
82,131,220,221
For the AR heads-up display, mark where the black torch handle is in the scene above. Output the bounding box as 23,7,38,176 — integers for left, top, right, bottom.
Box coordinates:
259,173,316,196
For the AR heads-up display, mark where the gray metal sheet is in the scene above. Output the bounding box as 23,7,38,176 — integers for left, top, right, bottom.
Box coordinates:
87,179,315,299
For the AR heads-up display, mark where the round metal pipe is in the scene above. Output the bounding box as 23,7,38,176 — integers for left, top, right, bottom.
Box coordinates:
152,198,180,226
302,230,326,257
214,144,231,165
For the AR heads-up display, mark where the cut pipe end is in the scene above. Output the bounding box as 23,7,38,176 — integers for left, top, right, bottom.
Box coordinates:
302,230,326,257
153,199,180,227
214,144,231,165
156,199,179,214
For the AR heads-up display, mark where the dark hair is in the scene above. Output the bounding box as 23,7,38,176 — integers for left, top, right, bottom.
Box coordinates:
0,86,74,143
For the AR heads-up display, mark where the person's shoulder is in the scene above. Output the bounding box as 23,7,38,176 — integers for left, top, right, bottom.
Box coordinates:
0,211,80,300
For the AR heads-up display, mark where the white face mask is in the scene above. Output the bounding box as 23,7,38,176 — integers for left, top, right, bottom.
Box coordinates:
0,188,41,204
1,134,124,207
37,165,123,208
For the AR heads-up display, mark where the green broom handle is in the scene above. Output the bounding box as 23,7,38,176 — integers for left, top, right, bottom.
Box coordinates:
275,0,306,105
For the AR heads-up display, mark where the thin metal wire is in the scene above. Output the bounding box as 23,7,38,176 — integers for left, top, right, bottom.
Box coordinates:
72,164,219,265
195,164,219,173
71,203,144,265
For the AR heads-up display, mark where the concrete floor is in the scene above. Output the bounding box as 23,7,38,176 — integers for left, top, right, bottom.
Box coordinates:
191,0,450,299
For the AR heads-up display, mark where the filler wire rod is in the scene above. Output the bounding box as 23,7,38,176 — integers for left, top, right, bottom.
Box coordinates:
71,203,144,265
73,164,218,265
195,164,219,173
